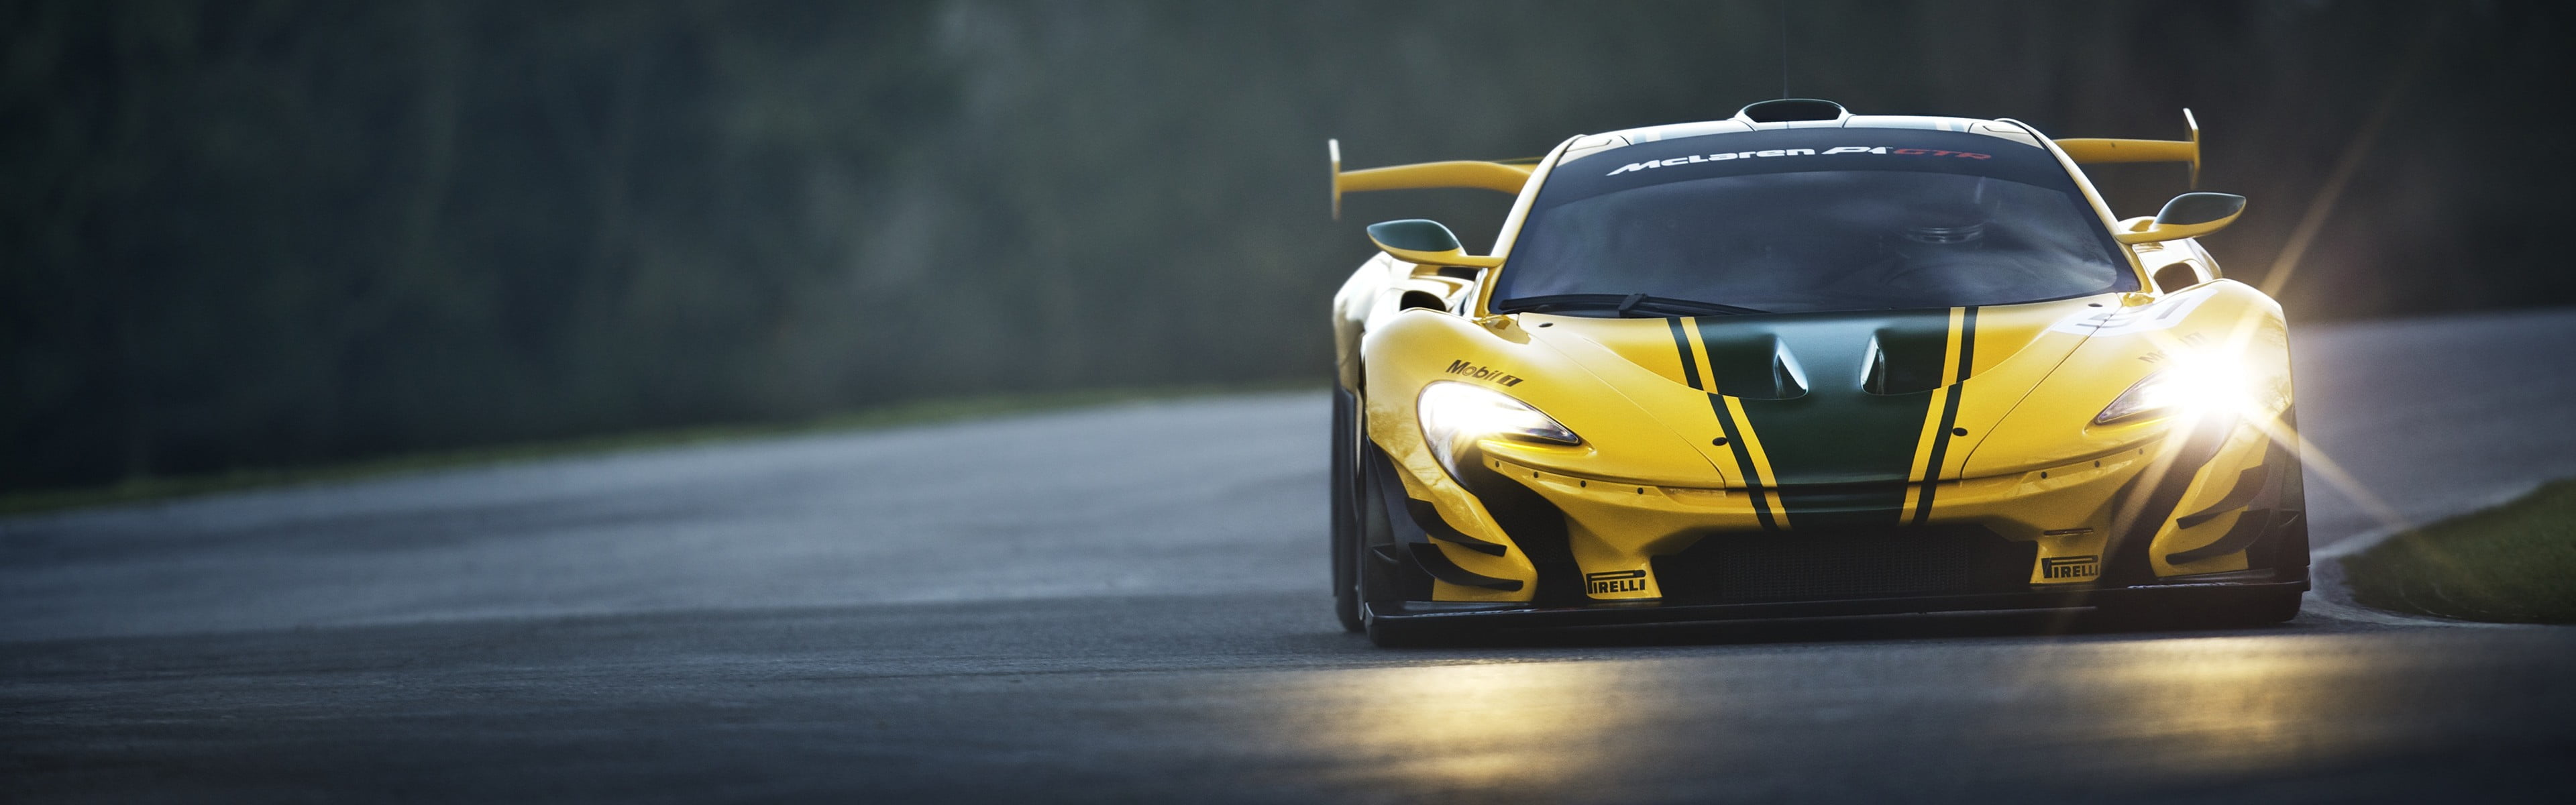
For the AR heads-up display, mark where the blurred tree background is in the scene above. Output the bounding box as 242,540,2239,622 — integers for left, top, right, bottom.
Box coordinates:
5,0,2571,490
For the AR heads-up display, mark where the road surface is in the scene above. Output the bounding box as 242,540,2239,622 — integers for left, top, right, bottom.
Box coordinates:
7,309,2575,802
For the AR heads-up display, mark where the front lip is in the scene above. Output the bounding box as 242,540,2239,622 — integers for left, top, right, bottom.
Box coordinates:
1364,577,2308,631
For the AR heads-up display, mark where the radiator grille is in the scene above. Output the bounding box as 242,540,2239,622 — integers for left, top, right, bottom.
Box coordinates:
1653,529,2035,604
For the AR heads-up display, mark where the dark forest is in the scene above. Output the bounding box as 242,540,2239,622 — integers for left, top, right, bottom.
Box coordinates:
7,1,2571,490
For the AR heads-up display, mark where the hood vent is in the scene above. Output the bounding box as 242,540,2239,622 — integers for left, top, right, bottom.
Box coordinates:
1701,333,1808,400
1769,347,1809,400
1863,329,1952,395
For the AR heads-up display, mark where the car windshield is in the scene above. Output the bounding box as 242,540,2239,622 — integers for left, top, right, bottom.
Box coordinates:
1494,129,2134,315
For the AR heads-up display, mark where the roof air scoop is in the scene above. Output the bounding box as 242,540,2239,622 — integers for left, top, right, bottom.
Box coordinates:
1734,99,1849,124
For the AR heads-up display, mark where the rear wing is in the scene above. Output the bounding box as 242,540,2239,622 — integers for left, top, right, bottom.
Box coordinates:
1328,138,1536,219
2051,109,2202,188
1327,108,2202,219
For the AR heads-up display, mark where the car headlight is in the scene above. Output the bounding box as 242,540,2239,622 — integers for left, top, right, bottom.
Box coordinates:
1417,381,1580,479
2094,346,2288,425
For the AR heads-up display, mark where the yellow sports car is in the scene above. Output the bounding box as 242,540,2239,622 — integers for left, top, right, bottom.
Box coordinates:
1327,99,2305,645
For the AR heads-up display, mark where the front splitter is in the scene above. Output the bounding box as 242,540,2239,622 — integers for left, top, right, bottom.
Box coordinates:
1362,579,2309,631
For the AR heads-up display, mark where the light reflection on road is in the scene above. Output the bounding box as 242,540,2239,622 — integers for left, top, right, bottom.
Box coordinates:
1264,659,1651,797
1232,628,2488,800
2063,635,2379,777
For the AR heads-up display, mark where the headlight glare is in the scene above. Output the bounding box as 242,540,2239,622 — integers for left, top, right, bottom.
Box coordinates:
2094,347,2285,425
1417,381,1578,478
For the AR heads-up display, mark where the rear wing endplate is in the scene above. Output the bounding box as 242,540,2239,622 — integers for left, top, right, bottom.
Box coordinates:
2051,109,2202,188
1328,139,1534,219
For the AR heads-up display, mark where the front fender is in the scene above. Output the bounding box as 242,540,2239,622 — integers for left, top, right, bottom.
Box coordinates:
1358,310,1725,600
1964,280,2300,578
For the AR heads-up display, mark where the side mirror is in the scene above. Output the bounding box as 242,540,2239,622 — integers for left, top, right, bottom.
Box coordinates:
2112,192,2247,244
1366,219,1505,268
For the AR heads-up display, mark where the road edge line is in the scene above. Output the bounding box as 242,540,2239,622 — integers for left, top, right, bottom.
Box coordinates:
2302,481,2553,628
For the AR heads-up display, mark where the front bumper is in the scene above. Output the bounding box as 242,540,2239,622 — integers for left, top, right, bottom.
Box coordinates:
1396,407,2304,604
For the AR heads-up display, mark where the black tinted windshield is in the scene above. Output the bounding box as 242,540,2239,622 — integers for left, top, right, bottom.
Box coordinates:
1496,129,2134,315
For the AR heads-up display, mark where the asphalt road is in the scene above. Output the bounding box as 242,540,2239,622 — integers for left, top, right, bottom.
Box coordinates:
7,309,2576,803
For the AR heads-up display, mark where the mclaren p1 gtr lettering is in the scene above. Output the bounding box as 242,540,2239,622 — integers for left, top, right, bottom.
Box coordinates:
1326,100,2304,645
1607,146,1998,176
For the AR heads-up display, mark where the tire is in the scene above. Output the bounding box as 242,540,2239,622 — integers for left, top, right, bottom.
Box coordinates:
1330,388,1364,633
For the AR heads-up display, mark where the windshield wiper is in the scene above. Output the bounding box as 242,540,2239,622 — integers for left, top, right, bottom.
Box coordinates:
1493,293,1767,317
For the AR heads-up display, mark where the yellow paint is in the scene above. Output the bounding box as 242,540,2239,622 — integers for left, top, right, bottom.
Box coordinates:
1329,140,1533,220
2055,107,2200,186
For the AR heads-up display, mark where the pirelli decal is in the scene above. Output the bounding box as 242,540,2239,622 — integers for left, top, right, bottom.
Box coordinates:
2041,554,2102,580
1585,570,1649,595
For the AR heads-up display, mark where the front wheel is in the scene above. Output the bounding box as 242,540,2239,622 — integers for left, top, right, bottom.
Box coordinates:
1330,388,1364,633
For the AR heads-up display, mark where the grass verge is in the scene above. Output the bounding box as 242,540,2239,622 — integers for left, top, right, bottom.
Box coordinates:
2342,478,2576,623
1,383,1315,517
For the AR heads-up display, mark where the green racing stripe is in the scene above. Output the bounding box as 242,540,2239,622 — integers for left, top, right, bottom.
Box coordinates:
1670,318,1778,531
1683,309,1962,530
1911,306,1977,526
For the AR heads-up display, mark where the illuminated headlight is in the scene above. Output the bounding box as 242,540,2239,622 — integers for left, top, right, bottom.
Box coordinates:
2094,347,2288,425
1417,381,1580,479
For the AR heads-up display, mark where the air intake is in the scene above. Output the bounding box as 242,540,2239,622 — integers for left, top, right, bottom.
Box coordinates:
1735,98,1849,123
1652,527,2037,604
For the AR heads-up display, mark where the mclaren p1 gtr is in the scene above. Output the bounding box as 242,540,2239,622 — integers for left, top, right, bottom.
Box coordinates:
1327,99,2306,645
